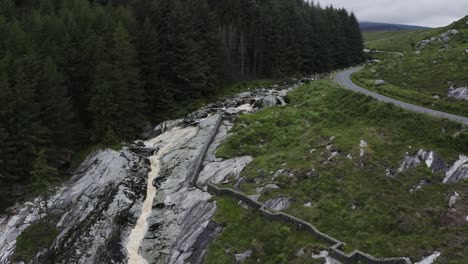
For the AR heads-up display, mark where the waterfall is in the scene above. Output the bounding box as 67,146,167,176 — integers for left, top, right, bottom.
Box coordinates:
126,127,197,264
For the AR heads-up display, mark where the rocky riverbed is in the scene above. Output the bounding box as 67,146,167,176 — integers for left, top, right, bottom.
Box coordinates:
0,78,315,264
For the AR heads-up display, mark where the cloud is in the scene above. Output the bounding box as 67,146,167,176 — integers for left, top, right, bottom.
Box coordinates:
315,0,468,27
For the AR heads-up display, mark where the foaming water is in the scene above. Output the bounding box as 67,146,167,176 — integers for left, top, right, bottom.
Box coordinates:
126,127,197,264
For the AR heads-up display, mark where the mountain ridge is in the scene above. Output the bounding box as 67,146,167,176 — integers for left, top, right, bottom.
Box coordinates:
359,21,431,31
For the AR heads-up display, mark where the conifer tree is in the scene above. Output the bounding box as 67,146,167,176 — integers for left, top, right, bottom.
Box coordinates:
30,149,59,214
38,57,74,147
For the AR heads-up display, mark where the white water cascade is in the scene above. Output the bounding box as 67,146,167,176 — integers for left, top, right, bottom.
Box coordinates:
126,126,197,264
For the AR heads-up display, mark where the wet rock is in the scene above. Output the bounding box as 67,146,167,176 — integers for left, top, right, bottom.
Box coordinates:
235,249,252,262
296,247,305,257
149,119,185,139
264,197,290,211
262,95,278,107
141,116,222,264
277,96,287,106
0,148,147,264
443,155,468,183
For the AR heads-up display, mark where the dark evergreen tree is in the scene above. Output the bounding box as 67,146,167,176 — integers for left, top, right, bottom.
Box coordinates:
38,57,74,147
0,0,365,207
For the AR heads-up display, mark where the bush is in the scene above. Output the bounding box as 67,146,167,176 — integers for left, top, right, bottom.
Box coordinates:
13,217,60,262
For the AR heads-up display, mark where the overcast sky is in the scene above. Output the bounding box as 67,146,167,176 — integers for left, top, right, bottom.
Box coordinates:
316,0,468,27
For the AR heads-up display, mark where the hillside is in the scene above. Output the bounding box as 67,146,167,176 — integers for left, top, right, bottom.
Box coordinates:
355,15,468,116
0,0,364,213
360,21,430,32
212,78,468,263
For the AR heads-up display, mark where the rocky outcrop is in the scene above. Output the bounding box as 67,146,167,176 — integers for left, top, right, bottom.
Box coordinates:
264,197,290,211
443,155,468,183
448,86,468,101
374,80,385,86
197,156,253,188
418,29,459,48
0,78,308,264
398,149,445,173
0,147,149,264
414,251,440,264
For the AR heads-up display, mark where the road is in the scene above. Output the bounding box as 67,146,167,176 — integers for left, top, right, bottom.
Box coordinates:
334,67,468,124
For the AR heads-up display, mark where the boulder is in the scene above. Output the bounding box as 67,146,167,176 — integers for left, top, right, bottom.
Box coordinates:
149,119,185,139
449,192,460,208
264,197,290,211
197,156,253,187
235,250,252,262
262,95,278,107
448,86,468,101
374,79,385,86
443,155,468,183
398,149,445,174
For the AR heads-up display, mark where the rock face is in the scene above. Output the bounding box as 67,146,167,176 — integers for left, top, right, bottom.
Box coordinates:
0,79,307,264
264,197,290,211
443,155,468,183
448,86,468,101
197,156,253,187
398,149,445,173
0,147,149,264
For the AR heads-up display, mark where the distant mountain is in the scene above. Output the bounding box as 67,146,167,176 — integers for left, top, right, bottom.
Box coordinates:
359,21,431,32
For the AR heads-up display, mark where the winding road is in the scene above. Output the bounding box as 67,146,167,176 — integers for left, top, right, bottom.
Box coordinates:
334,67,468,124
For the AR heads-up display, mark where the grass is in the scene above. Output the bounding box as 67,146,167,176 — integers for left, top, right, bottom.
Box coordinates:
363,28,442,52
13,215,60,262
204,197,326,264
214,78,468,263
358,16,468,117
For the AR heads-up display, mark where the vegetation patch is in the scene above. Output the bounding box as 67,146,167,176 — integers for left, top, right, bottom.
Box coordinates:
358,16,468,117
204,197,326,264
13,216,60,262
215,79,468,263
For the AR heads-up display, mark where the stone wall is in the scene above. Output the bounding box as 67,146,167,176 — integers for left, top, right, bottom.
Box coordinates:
208,184,410,264
190,114,223,186
189,109,410,264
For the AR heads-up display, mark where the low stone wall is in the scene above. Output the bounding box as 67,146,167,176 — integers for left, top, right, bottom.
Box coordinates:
190,114,223,186
187,108,410,264
207,184,263,209
207,184,409,264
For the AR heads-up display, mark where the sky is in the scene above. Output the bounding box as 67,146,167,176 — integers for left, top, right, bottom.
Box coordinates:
316,0,468,27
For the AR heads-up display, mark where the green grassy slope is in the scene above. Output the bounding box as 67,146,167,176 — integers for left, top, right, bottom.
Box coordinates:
205,197,326,264
356,16,468,117
212,79,468,263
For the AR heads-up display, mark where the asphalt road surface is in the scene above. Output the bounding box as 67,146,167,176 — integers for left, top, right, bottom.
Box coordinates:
334,67,468,124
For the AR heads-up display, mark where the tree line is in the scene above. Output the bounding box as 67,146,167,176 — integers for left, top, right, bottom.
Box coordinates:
0,0,363,200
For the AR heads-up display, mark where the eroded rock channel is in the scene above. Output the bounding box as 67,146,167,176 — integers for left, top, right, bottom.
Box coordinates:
0,80,309,264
